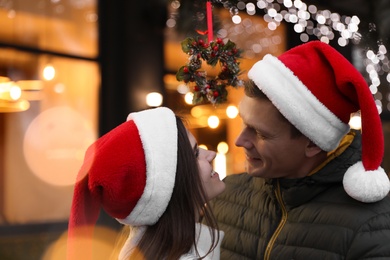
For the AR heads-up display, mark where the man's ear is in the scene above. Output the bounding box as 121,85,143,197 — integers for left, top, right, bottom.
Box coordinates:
305,140,323,157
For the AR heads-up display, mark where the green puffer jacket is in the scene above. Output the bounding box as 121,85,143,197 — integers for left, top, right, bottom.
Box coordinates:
211,132,390,260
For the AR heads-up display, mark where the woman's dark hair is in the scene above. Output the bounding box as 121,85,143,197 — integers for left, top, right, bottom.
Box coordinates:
129,116,220,260
245,80,303,139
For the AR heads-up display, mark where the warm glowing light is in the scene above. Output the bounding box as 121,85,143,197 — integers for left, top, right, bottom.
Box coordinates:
199,144,208,150
23,106,96,186
0,76,10,83
166,18,176,28
217,141,229,154
184,92,194,104
208,115,219,129
54,83,66,93
177,83,189,94
214,154,226,179
0,82,21,101
232,15,242,24
0,99,30,112
16,80,44,91
43,64,56,80
226,105,239,118
215,142,229,179
214,143,227,180
42,226,118,260
191,106,203,118
146,92,163,107
9,84,21,100
349,112,361,130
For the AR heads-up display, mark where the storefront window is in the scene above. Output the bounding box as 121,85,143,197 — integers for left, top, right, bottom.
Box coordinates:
0,0,97,57
0,0,98,227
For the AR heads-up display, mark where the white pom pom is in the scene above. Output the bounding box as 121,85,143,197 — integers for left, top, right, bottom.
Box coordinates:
343,161,390,203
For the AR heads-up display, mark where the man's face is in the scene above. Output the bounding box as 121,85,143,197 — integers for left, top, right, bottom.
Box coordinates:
236,95,311,179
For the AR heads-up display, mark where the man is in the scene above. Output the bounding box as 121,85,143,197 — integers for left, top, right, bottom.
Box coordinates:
211,41,390,259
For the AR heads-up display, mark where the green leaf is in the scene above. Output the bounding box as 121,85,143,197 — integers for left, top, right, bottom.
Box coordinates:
181,37,196,53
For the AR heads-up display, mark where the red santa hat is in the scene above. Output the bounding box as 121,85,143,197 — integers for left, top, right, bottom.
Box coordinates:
247,40,390,203
67,107,178,259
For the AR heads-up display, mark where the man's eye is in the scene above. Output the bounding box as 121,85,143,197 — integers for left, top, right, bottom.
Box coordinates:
255,130,266,139
245,126,266,139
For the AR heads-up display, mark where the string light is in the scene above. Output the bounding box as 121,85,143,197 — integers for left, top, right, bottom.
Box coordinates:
146,92,163,107
168,1,390,113
226,105,239,118
208,115,219,129
364,43,389,113
184,92,194,105
0,82,21,101
215,141,229,179
235,0,389,114
43,64,56,81
349,111,362,130
238,0,361,46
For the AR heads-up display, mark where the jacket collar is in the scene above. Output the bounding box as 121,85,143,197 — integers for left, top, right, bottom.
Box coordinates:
270,130,362,209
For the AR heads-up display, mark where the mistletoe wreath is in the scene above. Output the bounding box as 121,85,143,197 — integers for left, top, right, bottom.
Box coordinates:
176,36,243,105
175,1,243,105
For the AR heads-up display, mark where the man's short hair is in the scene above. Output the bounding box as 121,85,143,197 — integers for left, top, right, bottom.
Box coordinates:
244,80,303,139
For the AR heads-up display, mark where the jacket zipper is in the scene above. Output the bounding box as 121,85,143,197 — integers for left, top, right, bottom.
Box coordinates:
264,180,288,260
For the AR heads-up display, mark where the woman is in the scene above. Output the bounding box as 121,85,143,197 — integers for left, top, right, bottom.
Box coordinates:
67,107,226,260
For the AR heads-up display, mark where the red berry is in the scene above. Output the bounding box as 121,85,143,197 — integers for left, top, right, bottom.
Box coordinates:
194,86,200,91
183,67,189,73
213,91,219,97
216,38,223,44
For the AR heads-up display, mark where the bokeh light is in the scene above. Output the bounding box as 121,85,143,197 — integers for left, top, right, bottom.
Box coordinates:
23,106,96,186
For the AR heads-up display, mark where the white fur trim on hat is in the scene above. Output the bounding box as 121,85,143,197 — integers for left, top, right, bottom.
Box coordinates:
343,161,390,203
248,54,350,151
118,107,178,226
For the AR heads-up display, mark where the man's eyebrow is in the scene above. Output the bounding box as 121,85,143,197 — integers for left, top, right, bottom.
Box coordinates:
238,115,252,128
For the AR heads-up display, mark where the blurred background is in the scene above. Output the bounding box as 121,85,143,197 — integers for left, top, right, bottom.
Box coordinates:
0,0,390,259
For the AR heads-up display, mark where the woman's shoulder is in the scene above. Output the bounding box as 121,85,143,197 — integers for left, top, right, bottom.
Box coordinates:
178,224,223,260
179,253,199,260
